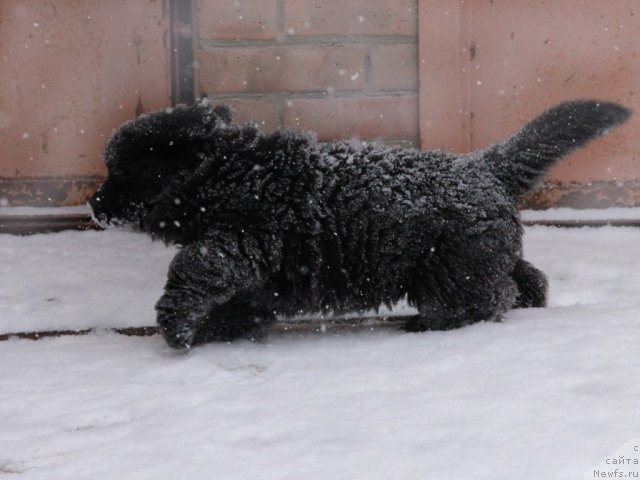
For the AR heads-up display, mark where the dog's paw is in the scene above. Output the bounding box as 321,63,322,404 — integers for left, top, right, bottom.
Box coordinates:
160,322,199,349
402,315,430,333
402,313,471,332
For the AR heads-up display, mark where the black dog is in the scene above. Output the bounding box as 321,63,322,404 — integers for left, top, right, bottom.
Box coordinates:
90,99,630,348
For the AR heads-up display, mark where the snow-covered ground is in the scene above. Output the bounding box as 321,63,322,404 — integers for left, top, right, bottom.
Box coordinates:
1,226,640,479
0,230,177,334
520,206,640,222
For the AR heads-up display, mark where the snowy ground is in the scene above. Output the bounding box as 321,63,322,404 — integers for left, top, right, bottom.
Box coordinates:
1,225,640,479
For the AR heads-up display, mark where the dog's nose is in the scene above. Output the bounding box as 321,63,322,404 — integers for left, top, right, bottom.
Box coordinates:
88,185,101,202
88,195,100,212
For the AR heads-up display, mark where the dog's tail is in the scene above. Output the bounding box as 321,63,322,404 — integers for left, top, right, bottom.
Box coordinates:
482,100,631,197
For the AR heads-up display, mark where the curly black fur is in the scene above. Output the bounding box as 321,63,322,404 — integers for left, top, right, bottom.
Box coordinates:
89,99,630,348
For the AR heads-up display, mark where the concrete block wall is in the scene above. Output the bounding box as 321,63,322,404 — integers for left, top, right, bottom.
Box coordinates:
196,0,419,145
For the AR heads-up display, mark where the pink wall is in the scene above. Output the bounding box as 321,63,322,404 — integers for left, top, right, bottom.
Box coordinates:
419,0,639,207
1,0,638,208
195,0,420,144
0,0,170,206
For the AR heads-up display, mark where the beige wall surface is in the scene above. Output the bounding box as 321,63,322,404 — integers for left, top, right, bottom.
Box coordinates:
0,0,170,205
1,1,639,207
420,0,639,207
195,0,420,145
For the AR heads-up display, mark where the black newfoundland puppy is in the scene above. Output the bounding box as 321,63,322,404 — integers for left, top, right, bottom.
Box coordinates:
90,99,630,348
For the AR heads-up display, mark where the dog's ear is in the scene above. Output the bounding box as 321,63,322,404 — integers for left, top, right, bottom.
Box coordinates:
213,104,232,125
194,97,232,125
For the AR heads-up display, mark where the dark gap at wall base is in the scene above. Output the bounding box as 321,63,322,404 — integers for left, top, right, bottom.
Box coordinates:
0,327,158,342
1,214,640,236
0,215,101,235
0,177,103,208
0,317,411,342
2,177,639,210
170,0,196,105
522,180,640,210
1,178,639,234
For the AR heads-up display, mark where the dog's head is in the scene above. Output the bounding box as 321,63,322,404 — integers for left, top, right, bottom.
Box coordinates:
89,99,232,229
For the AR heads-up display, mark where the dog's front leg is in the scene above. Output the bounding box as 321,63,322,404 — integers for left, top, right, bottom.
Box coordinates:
156,232,278,349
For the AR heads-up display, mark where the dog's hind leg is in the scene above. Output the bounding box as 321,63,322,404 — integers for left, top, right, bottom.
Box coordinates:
404,227,520,332
404,277,517,332
512,258,548,308
155,233,279,348
404,274,518,332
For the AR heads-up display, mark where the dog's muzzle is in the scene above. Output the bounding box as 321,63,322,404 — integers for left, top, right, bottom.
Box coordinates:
88,189,111,227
